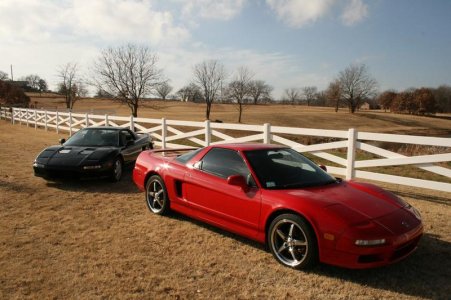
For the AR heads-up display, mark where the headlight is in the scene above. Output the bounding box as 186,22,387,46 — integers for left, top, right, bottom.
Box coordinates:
83,165,102,170
355,239,386,246
33,162,44,168
406,204,422,221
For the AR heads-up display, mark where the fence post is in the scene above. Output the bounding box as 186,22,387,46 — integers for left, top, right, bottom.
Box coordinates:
205,120,211,146
11,108,15,124
45,110,48,131
85,113,89,128
69,111,73,136
346,128,357,180
56,111,59,134
34,109,37,129
105,114,109,127
162,118,167,149
263,123,271,144
26,109,29,127
130,115,134,131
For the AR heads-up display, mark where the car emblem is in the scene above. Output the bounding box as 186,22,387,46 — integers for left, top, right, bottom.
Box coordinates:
401,221,410,228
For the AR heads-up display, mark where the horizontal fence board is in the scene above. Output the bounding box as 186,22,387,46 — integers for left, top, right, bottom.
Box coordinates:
358,131,451,147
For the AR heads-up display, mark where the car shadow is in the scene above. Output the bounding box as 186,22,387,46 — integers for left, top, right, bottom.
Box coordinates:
45,165,140,194
165,212,450,298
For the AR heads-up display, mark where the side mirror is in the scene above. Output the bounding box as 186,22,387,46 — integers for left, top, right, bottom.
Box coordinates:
227,175,249,192
59,138,66,145
319,165,327,172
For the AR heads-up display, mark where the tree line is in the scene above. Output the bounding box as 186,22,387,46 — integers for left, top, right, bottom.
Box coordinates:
1,43,450,121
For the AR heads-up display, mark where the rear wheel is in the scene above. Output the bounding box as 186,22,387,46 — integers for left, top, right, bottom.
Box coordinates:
145,175,169,215
268,213,318,269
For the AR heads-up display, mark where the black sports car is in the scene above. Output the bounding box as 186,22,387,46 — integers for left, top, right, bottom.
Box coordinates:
33,127,153,182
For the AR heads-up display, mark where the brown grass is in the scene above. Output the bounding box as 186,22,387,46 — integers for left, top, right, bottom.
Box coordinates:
1,120,450,299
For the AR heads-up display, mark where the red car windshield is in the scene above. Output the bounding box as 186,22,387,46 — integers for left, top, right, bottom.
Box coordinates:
244,148,337,189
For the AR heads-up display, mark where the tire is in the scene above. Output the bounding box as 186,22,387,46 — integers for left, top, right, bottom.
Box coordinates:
110,158,123,182
268,213,318,269
145,175,170,215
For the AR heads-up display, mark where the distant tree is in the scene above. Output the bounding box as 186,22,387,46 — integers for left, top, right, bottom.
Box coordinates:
226,66,253,123
155,81,173,100
377,90,397,112
325,80,342,112
302,86,317,106
91,44,164,117
284,88,301,105
249,80,273,105
0,71,9,80
392,89,415,114
38,79,48,95
0,80,30,107
177,83,203,102
94,88,113,98
336,63,378,113
20,74,41,91
414,87,436,115
432,85,451,113
193,60,226,120
57,63,79,110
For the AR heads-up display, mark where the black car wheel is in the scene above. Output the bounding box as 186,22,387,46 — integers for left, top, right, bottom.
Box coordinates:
110,158,123,182
268,213,318,269
145,175,169,215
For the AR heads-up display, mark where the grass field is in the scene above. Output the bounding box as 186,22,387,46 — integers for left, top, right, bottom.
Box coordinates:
1,97,450,298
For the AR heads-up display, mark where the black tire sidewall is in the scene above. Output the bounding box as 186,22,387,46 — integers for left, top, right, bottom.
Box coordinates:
145,175,169,215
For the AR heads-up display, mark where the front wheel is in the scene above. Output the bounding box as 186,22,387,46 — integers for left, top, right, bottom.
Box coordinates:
145,175,169,215
268,214,318,269
110,158,123,182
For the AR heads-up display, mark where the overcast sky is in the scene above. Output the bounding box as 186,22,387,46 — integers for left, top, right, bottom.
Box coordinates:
1,0,450,98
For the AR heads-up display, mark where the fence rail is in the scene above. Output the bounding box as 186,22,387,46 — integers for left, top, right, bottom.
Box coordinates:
1,107,450,193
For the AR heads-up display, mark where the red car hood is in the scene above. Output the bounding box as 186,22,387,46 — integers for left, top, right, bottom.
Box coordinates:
275,181,405,220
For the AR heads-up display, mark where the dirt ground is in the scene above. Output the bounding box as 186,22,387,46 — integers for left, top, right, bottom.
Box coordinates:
0,121,450,299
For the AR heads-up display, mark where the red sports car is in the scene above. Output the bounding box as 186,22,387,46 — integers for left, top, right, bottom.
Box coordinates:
133,143,423,269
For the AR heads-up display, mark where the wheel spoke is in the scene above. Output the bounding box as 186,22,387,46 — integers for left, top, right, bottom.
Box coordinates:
276,229,286,240
292,239,307,247
289,247,299,263
277,243,287,254
288,223,295,238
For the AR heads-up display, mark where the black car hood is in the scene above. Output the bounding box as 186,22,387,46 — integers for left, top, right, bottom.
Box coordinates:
36,145,118,167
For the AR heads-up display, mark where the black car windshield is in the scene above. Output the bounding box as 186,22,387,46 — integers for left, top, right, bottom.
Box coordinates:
244,148,336,189
64,129,119,147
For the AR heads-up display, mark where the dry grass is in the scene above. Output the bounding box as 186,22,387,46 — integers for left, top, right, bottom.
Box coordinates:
1,121,450,299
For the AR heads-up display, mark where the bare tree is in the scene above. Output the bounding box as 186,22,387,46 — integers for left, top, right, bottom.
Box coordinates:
193,60,226,120
377,90,397,112
20,74,41,90
177,83,203,102
337,63,377,113
302,86,317,106
249,80,273,105
91,44,164,117
284,88,301,105
226,66,253,123
57,63,79,110
155,81,173,100
38,79,48,95
0,70,9,80
325,80,342,112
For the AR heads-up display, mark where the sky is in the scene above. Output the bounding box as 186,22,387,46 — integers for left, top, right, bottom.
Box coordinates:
1,0,451,99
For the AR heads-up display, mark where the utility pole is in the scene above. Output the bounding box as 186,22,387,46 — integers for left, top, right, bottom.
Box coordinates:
10,64,14,81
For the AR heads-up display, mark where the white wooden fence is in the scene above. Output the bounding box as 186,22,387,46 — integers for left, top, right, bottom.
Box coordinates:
1,107,450,193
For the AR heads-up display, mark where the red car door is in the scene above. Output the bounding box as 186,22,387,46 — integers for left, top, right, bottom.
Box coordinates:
184,148,262,239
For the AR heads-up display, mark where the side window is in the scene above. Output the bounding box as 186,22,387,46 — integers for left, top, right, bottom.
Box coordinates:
120,130,135,146
201,148,251,179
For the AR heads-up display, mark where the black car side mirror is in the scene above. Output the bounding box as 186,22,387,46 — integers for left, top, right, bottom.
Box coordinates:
59,138,66,145
319,165,327,172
